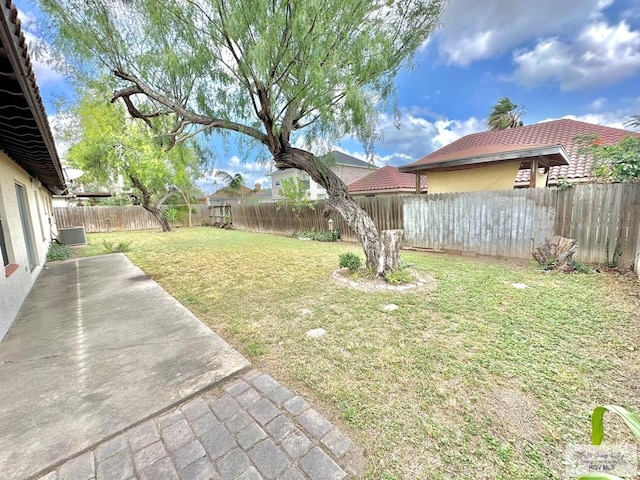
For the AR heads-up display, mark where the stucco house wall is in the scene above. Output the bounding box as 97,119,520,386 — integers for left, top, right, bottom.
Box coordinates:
425,161,523,195
0,151,57,339
330,165,377,187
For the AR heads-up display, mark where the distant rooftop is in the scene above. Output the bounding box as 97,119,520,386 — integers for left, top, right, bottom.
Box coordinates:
269,150,376,175
319,151,376,168
349,166,426,193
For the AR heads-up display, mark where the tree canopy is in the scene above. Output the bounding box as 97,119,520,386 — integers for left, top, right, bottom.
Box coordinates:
276,177,316,226
486,97,525,131
39,0,446,273
66,88,205,231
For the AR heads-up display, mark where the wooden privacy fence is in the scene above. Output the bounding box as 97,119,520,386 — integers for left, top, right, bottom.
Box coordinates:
54,205,211,232
231,196,404,242
403,183,640,267
55,185,640,270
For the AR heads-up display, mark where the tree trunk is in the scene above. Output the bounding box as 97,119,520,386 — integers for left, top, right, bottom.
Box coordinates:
144,204,172,232
379,230,404,273
273,148,401,275
128,173,172,232
177,188,192,228
532,235,577,272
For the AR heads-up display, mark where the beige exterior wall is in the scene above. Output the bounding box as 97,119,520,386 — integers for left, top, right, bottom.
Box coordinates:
535,168,549,188
425,161,522,195
330,165,377,186
0,150,56,340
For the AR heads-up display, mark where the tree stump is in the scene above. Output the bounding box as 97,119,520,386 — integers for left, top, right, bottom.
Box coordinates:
377,229,403,274
532,235,578,272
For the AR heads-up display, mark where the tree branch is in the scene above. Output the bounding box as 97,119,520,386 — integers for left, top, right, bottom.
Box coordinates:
112,70,269,145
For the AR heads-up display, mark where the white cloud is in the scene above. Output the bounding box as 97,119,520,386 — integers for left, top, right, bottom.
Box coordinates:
590,97,607,110
437,0,608,65
512,21,640,90
376,113,483,163
539,112,631,130
197,153,272,193
15,5,66,87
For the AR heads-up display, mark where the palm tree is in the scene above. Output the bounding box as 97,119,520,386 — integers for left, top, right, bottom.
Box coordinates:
625,115,640,129
214,171,246,199
486,97,525,131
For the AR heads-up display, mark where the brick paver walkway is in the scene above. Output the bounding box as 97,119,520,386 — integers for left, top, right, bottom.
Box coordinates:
37,370,362,480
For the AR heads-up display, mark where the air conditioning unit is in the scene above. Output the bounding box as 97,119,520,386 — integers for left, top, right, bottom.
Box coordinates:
58,226,87,246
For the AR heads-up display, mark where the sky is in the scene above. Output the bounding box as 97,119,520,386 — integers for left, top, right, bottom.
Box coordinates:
13,0,640,193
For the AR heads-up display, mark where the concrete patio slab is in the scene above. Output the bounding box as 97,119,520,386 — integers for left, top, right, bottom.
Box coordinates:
0,254,249,480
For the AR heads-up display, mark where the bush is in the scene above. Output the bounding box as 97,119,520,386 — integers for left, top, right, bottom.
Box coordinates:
384,267,413,284
164,205,189,224
339,252,362,272
311,230,340,242
288,230,340,242
46,242,73,261
102,240,133,253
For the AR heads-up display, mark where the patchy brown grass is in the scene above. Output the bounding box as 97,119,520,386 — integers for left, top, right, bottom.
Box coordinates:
80,227,640,479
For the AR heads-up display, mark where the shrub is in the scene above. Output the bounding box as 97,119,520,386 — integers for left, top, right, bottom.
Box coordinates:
339,252,362,272
289,230,339,242
46,242,73,261
102,239,133,253
384,267,413,284
311,230,340,242
163,205,189,224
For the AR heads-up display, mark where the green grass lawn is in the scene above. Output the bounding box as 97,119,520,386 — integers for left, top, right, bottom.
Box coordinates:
78,227,639,479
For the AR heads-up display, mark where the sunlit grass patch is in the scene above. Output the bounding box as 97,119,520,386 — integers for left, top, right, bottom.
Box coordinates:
80,227,640,479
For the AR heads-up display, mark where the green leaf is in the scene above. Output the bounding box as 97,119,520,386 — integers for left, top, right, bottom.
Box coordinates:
591,405,640,445
578,474,625,480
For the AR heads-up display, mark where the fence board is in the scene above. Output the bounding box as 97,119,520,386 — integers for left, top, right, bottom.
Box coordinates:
402,184,640,267
54,205,211,232
232,196,405,242
57,185,640,271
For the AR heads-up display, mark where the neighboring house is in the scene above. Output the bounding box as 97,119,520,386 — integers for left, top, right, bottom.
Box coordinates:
0,2,66,339
270,151,378,200
349,165,427,197
399,119,637,194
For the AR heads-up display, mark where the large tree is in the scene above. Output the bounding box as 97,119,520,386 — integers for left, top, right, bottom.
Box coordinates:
39,0,445,274
66,89,205,232
486,97,525,131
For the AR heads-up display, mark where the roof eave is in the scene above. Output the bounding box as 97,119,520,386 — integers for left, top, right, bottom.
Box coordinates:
399,145,570,174
0,2,65,192
350,187,426,195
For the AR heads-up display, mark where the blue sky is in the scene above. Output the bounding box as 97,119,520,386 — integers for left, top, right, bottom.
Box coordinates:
14,0,640,193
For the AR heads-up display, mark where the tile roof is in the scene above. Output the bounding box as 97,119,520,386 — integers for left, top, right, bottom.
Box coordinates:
0,0,65,191
401,118,638,183
349,165,426,193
